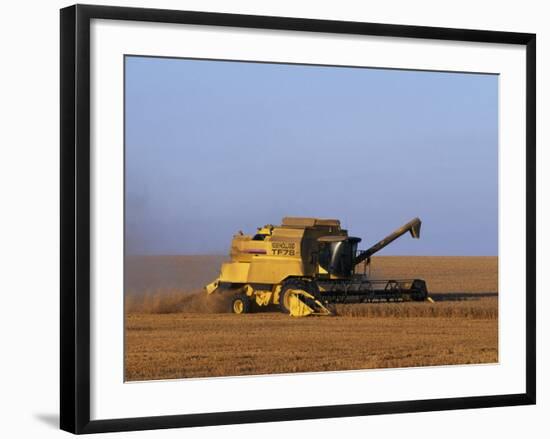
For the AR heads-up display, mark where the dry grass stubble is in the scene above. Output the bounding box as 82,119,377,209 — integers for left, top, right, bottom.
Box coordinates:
125,312,498,380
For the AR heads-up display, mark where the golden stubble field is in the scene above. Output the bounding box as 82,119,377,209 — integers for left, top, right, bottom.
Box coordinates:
125,256,498,381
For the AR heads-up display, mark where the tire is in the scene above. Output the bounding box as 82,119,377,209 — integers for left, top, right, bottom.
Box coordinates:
231,294,251,314
279,279,317,314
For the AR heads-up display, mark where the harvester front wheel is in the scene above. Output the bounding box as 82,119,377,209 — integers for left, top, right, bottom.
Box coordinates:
231,294,251,314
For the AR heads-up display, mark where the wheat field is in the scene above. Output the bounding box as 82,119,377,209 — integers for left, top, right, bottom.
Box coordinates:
125,256,498,381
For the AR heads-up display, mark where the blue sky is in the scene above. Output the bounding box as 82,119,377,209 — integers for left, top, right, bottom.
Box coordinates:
125,56,498,256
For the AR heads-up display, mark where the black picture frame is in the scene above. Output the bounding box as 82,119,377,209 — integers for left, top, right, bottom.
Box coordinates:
60,4,536,434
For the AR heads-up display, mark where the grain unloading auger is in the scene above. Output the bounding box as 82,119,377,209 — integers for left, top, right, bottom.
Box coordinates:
205,217,430,317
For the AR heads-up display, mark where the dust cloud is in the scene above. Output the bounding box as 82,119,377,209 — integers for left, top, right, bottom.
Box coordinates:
125,288,233,314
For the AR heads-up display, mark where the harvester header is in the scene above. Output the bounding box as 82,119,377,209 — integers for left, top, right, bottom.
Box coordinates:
205,217,429,317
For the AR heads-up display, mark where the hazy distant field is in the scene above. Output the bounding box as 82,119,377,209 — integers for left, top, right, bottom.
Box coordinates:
125,255,498,381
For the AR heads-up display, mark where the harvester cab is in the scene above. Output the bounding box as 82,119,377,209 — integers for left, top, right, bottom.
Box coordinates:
317,235,361,278
205,217,429,317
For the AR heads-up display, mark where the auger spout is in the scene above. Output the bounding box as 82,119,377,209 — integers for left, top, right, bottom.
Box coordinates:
354,217,422,266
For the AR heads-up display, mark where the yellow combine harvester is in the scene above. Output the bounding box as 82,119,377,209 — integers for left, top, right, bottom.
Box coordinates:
206,217,429,317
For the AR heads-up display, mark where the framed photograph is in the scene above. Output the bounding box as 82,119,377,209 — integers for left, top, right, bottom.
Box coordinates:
60,4,536,434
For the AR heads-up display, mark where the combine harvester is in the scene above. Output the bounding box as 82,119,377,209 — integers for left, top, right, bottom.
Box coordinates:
205,217,431,317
